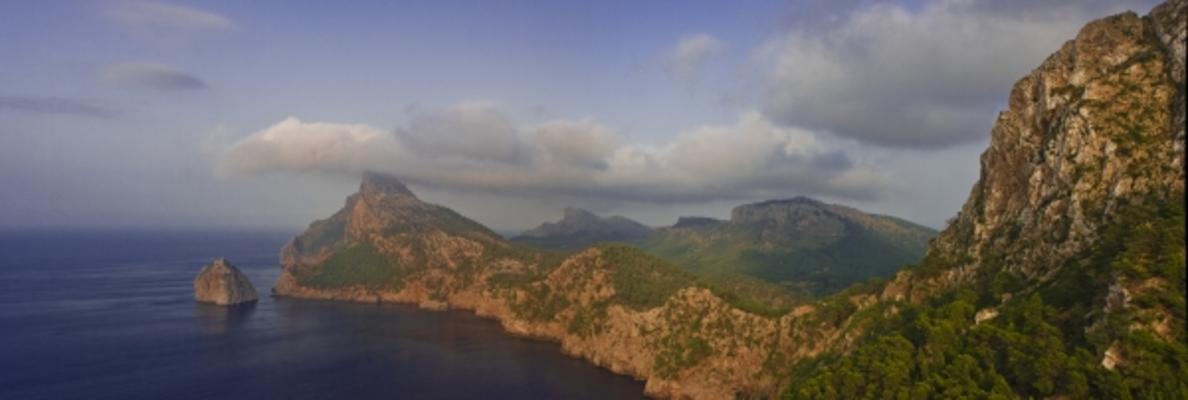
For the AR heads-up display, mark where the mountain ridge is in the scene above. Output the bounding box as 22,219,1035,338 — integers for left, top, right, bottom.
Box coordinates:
512,207,653,250
641,196,936,296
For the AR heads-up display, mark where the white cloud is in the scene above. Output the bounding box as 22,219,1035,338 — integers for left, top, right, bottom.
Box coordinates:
217,103,884,203
532,119,617,170
104,0,235,32
220,117,401,176
396,101,524,165
758,0,1150,147
661,33,726,81
99,62,206,90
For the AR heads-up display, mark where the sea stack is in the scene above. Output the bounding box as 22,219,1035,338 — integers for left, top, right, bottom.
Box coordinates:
194,258,259,305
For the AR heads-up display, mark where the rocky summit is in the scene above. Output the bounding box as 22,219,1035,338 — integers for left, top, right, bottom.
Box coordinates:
194,258,259,306
786,1,1186,398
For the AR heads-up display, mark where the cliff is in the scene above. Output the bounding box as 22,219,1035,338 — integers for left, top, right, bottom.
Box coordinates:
784,1,1185,397
882,0,1185,304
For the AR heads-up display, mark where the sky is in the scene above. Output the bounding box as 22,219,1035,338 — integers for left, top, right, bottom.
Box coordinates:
0,0,1161,232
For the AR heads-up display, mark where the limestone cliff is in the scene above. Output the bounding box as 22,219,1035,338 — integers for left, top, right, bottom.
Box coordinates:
883,0,1185,303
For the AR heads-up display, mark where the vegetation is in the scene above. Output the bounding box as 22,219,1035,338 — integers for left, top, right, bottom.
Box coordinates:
510,282,571,321
300,242,408,289
567,301,610,338
296,215,347,253
597,244,792,317
641,219,931,298
784,194,1187,399
599,243,701,310
654,333,714,378
513,232,641,251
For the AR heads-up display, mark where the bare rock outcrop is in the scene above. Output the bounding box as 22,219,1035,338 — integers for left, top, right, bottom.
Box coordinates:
194,258,259,306
884,0,1186,302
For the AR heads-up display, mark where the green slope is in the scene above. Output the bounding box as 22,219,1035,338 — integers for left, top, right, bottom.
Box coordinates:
639,199,936,297
784,194,1187,399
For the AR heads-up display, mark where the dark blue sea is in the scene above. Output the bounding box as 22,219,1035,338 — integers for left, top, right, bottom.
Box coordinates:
0,230,646,400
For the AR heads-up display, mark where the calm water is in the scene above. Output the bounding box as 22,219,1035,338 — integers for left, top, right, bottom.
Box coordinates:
0,230,645,400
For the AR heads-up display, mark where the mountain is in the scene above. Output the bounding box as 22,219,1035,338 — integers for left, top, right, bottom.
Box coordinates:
274,172,812,398
271,173,916,398
274,171,531,302
639,197,937,296
785,1,1186,397
512,208,653,250
272,1,1185,398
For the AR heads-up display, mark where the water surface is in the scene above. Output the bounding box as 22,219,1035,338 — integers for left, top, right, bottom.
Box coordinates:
0,230,646,399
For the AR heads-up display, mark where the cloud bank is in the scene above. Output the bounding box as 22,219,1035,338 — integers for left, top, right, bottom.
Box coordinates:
99,62,207,90
219,103,884,203
758,0,1147,148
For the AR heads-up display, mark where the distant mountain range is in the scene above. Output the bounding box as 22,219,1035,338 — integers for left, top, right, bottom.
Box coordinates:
514,197,936,297
512,208,653,250
642,197,936,296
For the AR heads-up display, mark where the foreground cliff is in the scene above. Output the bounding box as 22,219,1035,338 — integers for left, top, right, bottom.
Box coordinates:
787,1,1186,398
885,0,1186,302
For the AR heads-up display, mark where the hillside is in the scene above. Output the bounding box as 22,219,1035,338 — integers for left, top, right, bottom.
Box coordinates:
274,172,827,398
640,197,936,296
512,208,653,251
785,1,1187,397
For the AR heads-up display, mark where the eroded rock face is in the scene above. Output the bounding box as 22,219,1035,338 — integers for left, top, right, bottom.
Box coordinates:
194,258,259,306
885,0,1186,302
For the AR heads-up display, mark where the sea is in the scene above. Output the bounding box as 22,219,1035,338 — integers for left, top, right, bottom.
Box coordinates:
0,230,646,400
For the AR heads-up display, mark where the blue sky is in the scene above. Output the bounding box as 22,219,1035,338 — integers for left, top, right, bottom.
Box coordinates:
0,0,1159,231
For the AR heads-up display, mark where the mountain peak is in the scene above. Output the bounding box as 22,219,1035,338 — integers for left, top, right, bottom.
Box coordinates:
753,196,824,207
360,171,416,198
730,196,830,225
562,207,599,222
672,216,725,229
513,207,652,249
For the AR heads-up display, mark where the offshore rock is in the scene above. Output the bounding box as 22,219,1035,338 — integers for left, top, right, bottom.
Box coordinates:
194,258,259,306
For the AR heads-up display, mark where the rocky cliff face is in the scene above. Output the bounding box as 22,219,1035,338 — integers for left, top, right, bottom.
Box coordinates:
273,173,865,399
194,258,258,306
883,0,1186,303
512,208,653,250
